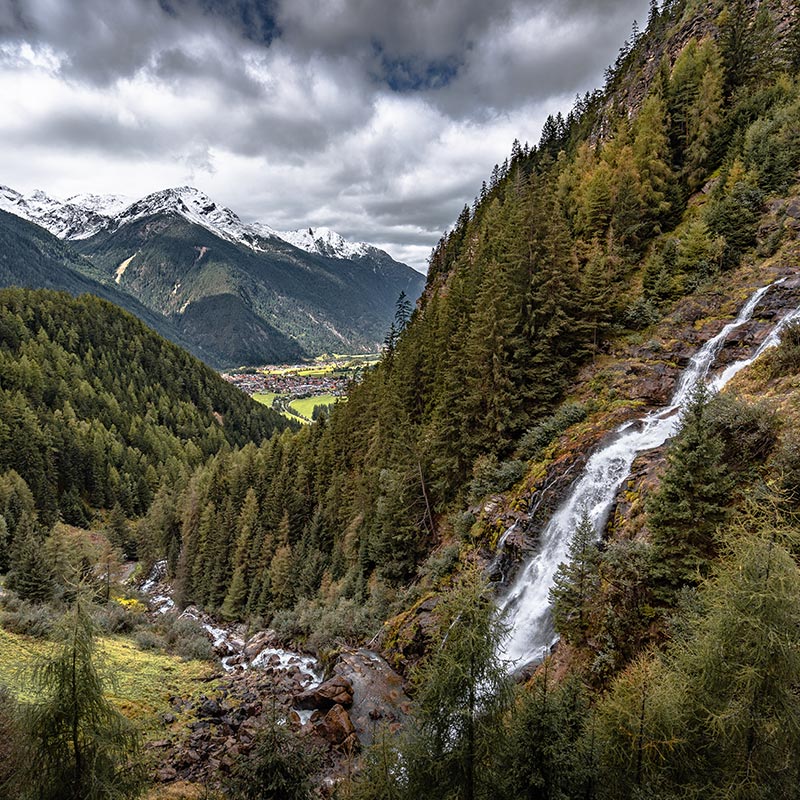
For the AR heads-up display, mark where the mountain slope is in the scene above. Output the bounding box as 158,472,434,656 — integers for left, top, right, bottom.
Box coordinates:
1,186,426,366
70,189,424,364
0,209,222,366
0,287,293,532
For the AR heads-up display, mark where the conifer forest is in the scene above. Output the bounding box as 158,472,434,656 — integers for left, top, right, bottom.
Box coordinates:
1,0,800,798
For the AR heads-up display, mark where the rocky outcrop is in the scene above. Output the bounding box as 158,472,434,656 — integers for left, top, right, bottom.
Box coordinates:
331,649,411,749
294,674,354,711
311,704,358,751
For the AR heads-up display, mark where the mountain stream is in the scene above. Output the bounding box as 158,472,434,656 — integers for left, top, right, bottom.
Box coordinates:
499,278,800,668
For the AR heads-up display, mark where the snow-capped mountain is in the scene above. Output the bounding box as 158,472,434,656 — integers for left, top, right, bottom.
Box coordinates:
0,184,391,263
269,225,379,260
0,185,136,240
64,193,132,217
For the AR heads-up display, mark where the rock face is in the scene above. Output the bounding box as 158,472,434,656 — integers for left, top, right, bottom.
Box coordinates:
332,649,411,749
312,704,358,751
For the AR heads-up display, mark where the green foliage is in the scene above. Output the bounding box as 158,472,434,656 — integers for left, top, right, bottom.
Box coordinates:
0,686,25,800
20,598,146,800
350,572,512,800
500,670,593,800
402,572,513,800
647,384,733,598
5,512,53,603
0,288,290,533
551,510,601,645
517,403,587,461
468,456,526,501
766,321,800,378
594,512,800,799
224,715,320,800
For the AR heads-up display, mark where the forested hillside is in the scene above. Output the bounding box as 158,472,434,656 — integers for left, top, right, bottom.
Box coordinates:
0,210,216,364
1,0,800,797
145,0,800,644
0,289,292,554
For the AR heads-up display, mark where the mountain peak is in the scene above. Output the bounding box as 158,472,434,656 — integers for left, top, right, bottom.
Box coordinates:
0,183,399,265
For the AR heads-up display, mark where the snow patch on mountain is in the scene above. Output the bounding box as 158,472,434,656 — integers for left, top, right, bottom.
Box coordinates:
0,185,117,239
0,184,396,265
269,226,376,260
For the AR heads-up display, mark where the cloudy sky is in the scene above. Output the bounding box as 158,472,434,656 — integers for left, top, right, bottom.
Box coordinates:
0,0,649,271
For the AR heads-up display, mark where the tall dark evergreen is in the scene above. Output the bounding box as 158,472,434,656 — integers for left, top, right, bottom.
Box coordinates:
647,384,732,598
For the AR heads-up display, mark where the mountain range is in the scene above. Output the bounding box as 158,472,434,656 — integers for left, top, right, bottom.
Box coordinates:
0,185,425,367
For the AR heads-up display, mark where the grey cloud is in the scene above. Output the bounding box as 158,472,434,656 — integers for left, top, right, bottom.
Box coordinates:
0,0,652,271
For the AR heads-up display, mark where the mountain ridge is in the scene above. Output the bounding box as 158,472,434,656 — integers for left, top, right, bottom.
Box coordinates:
0,183,407,267
0,185,426,367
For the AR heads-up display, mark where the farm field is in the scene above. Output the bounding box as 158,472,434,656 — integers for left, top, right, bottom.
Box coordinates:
289,393,339,420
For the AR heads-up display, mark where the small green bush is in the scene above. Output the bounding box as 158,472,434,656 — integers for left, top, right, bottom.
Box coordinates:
518,402,588,462
0,597,58,638
133,630,166,652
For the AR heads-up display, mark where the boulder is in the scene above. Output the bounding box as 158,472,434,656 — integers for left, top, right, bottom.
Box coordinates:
313,703,355,747
332,649,411,748
293,675,354,711
243,629,279,661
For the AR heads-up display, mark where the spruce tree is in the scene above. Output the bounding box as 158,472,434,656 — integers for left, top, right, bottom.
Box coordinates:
647,384,732,600
5,512,52,603
550,509,601,644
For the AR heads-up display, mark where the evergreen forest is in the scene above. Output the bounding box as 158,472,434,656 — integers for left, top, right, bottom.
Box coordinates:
2,0,800,798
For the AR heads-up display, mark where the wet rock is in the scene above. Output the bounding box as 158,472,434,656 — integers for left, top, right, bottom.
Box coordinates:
243,629,279,661
293,675,353,711
332,649,411,749
313,704,355,747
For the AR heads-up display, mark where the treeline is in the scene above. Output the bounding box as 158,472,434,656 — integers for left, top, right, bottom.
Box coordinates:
0,289,291,561
135,0,800,639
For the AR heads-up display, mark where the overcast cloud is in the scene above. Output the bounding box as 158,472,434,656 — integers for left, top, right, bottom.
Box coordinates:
0,0,649,270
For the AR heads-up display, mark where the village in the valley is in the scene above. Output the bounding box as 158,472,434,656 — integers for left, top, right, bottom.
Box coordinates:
222,354,378,423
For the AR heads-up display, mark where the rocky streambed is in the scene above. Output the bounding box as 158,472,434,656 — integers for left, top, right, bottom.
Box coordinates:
137,562,411,787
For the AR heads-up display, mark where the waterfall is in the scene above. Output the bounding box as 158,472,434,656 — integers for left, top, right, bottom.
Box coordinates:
499,278,798,668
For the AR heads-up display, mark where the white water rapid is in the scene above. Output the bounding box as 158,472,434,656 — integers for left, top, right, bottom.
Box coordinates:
500,278,800,668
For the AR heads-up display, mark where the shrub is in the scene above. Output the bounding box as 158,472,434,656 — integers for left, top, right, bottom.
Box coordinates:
769,322,800,377
133,630,166,652
469,456,526,501
224,715,321,800
517,402,587,461
0,597,58,638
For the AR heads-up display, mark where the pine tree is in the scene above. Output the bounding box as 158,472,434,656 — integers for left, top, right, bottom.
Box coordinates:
221,488,260,620
5,512,52,602
550,509,601,644
268,511,294,609
647,384,732,600
22,598,145,800
686,58,724,190
500,669,591,800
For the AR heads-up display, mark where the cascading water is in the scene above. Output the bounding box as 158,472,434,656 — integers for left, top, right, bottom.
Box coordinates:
499,278,800,668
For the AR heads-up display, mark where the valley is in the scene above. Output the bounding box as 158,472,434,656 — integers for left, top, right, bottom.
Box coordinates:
224,354,378,423
1,1,800,799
